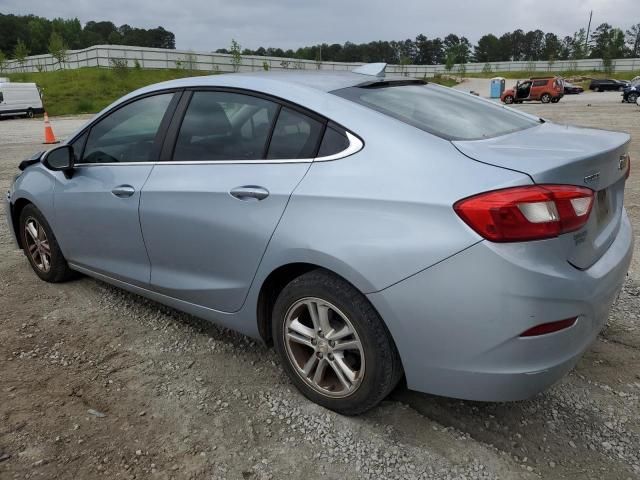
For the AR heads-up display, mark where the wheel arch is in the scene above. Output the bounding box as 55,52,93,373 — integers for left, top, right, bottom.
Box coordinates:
255,261,399,354
10,197,35,249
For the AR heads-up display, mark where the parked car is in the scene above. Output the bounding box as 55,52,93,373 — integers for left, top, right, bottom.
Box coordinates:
589,79,627,92
621,79,640,104
501,77,564,104
562,82,584,94
6,65,633,415
0,82,44,118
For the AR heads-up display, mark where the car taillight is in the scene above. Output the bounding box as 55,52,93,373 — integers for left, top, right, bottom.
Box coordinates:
454,185,594,242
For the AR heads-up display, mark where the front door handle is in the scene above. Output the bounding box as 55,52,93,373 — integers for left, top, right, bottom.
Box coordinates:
230,186,269,201
111,185,136,198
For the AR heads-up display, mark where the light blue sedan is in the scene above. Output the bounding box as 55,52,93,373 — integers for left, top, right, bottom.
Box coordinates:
5,64,633,414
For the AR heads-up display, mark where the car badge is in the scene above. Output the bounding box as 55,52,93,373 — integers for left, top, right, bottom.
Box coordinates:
583,172,600,185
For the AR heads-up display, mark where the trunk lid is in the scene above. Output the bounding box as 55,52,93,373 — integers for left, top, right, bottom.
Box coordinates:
453,122,630,269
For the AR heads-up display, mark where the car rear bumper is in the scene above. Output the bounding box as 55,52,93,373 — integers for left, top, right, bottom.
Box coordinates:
367,209,633,401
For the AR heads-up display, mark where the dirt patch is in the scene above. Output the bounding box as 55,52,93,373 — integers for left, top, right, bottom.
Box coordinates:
1,100,639,479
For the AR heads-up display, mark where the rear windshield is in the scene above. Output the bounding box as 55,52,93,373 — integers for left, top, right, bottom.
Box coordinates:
332,83,539,141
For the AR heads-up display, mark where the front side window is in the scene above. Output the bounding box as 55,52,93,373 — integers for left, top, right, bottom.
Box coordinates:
70,131,88,162
173,91,279,161
82,93,174,163
333,83,539,141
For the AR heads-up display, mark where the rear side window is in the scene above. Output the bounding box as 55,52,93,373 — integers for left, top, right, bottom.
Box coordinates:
532,80,548,87
317,125,349,157
174,91,279,161
267,107,324,159
333,84,538,141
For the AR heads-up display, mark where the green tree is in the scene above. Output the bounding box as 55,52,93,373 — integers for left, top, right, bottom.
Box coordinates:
626,23,640,57
13,39,30,71
443,34,471,64
444,51,455,72
543,33,563,61
0,50,6,73
27,17,51,54
474,34,502,62
570,28,588,59
49,31,68,69
522,30,545,60
230,39,242,72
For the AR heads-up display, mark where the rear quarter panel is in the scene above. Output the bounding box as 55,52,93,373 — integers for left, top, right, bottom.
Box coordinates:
258,112,533,294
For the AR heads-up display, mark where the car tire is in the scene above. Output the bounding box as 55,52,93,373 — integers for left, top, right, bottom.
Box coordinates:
503,95,514,104
540,93,552,104
26,108,34,118
272,269,403,415
628,93,638,104
19,204,74,283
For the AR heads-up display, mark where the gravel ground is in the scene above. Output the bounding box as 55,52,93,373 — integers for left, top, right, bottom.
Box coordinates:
1,96,639,480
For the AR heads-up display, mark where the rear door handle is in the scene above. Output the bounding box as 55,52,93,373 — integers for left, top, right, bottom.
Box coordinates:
230,186,269,201
111,185,136,198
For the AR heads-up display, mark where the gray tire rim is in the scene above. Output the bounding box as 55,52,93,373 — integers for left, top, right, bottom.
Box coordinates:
283,297,365,398
24,216,51,272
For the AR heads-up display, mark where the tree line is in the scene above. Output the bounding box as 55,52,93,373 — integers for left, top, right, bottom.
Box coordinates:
0,13,175,60
218,23,640,66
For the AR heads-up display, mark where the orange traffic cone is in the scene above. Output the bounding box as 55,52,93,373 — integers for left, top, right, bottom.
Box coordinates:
43,113,59,145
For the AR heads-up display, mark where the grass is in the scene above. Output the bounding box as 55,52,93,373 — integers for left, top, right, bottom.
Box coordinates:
425,74,459,87
5,67,214,116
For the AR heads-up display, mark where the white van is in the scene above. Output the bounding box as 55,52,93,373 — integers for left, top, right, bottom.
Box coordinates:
0,82,44,118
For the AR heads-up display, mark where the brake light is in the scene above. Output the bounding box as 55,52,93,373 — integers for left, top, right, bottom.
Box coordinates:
454,185,594,242
520,317,577,337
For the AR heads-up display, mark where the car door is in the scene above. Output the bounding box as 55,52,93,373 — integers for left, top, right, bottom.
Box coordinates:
516,81,531,100
53,91,179,286
530,79,545,99
140,89,324,312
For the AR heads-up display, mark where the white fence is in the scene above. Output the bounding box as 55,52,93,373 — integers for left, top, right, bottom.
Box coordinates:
3,44,640,75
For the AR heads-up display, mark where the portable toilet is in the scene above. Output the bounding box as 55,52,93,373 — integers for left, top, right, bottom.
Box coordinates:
490,77,506,98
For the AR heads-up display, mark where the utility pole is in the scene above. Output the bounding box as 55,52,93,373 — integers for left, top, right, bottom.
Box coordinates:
585,10,593,54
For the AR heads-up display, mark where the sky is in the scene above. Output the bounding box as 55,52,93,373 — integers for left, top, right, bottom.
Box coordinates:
1,0,636,52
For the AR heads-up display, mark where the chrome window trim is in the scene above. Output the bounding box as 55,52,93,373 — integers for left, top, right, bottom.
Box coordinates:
72,130,364,167
314,131,363,162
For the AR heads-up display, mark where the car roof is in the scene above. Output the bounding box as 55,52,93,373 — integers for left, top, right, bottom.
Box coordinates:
146,70,413,94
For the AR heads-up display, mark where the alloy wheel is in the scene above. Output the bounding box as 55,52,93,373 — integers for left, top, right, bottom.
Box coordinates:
24,217,51,272
283,297,365,398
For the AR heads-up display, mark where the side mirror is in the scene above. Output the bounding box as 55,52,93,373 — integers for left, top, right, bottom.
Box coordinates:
43,145,75,177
